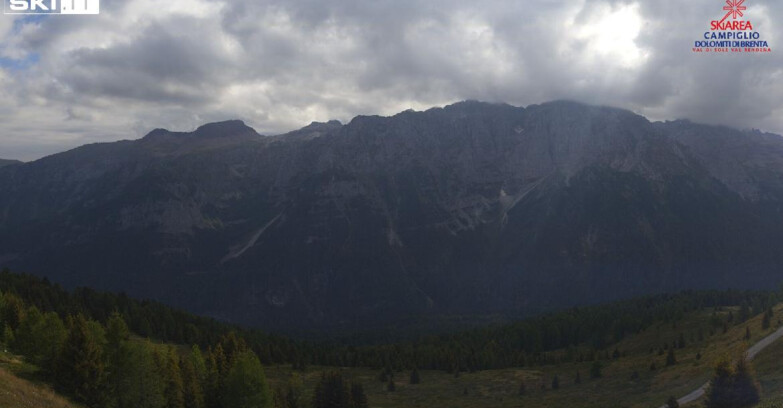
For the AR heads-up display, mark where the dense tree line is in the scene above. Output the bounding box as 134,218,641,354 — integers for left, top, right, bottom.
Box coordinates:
1,289,276,407
2,268,781,375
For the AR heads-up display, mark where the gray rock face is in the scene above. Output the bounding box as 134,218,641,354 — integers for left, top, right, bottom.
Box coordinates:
1,101,783,333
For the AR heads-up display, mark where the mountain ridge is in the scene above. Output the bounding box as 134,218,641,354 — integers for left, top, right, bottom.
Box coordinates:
1,100,783,333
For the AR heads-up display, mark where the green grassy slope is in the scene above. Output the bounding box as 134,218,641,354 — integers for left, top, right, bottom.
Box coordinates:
0,301,780,408
0,351,80,408
263,304,783,408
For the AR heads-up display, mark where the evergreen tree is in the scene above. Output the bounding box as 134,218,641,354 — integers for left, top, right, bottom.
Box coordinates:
731,359,760,407
518,379,526,396
665,396,679,408
744,327,751,341
387,379,396,392
666,348,677,366
189,345,208,385
574,371,581,384
590,361,603,378
13,308,66,369
55,314,107,407
223,351,272,408
285,374,304,408
181,355,205,408
162,347,185,408
762,309,772,330
2,324,13,346
739,301,750,322
0,293,24,331
313,371,351,408
551,375,560,390
705,359,735,408
105,312,130,357
704,358,760,408
409,368,420,384
349,383,368,408
111,341,166,408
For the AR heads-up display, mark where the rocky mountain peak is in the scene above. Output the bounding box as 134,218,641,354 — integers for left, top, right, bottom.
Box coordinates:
193,120,258,138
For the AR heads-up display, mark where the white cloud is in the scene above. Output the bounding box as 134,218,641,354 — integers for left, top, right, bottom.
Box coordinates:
0,0,781,160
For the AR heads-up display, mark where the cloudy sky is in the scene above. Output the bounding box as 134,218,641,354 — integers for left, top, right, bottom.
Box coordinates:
0,0,781,160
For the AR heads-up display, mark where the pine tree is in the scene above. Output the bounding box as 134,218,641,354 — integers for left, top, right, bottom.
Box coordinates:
666,348,677,366
55,314,107,407
574,371,581,384
0,293,24,331
704,357,760,408
666,395,679,408
409,368,420,384
705,359,733,408
181,355,205,408
731,358,760,407
590,361,603,378
518,379,526,396
285,373,304,408
762,309,772,330
313,371,351,408
223,351,272,408
350,383,368,408
13,308,66,370
159,346,185,408
739,301,750,322
387,379,396,392
551,375,560,390
105,312,130,356
111,340,165,408
744,327,751,341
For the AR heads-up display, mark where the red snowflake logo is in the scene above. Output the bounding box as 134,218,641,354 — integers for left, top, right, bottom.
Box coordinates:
720,0,747,23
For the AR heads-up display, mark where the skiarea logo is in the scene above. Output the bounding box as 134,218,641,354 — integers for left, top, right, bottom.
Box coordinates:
693,0,771,53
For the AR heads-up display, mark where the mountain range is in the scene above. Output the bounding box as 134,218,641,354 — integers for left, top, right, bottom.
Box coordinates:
2,100,783,333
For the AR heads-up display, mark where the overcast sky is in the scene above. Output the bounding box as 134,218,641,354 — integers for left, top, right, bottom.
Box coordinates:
0,0,781,160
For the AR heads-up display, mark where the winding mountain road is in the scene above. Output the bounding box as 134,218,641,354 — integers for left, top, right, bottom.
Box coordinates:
658,326,783,408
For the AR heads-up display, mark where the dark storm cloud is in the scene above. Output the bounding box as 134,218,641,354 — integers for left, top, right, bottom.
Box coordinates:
0,0,781,161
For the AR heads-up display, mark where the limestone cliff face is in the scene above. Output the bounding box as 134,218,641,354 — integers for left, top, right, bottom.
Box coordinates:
2,101,783,333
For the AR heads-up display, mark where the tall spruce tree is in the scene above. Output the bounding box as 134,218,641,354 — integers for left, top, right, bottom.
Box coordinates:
223,351,272,408
313,371,351,408
409,368,421,384
666,348,677,366
704,358,760,408
112,341,166,408
55,314,107,407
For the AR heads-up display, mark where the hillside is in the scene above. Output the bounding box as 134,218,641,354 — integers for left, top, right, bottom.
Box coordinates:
0,364,78,408
2,101,783,332
2,269,782,408
263,304,783,408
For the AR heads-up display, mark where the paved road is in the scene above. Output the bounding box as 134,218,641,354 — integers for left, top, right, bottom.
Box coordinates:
658,325,783,408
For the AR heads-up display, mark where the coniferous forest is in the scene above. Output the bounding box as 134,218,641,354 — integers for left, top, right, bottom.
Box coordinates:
2,268,782,407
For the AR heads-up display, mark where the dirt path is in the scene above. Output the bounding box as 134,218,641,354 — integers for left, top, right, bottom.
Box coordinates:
658,325,783,408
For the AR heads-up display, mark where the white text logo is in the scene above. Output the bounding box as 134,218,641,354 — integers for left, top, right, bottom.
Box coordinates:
4,0,99,14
